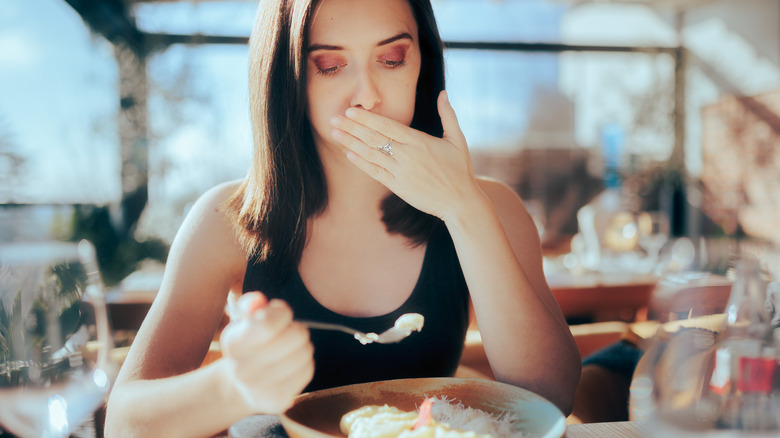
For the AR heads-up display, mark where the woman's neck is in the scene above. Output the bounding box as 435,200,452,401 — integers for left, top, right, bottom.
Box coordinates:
317,143,390,222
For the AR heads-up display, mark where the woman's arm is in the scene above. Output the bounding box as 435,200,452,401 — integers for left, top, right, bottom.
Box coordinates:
451,177,580,415
331,91,580,414
104,182,314,438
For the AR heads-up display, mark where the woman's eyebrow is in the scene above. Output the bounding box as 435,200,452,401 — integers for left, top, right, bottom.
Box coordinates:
307,32,413,53
376,32,413,47
308,43,342,52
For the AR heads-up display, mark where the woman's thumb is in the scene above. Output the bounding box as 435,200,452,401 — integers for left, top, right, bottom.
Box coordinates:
437,90,466,146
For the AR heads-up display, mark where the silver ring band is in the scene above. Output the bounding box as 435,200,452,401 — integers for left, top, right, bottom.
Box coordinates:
377,140,393,156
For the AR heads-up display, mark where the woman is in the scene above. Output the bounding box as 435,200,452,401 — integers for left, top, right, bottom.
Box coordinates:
104,0,580,436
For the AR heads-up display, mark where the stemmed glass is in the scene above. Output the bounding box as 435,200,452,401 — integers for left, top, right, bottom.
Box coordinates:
0,240,115,438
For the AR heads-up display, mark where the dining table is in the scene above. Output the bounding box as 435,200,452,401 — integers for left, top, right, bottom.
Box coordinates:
105,270,163,330
565,421,644,437
546,270,657,323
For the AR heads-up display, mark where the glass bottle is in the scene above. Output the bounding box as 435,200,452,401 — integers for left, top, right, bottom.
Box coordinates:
709,258,778,430
576,124,637,271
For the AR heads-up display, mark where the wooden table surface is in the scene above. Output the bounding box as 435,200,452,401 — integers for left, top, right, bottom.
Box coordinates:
566,421,644,437
547,271,657,322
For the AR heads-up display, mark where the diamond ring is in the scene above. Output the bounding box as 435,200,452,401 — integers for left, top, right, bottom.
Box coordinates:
377,139,393,156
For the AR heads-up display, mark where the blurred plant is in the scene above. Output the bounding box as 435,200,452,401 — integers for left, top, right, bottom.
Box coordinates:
70,205,168,287
700,91,780,243
0,291,23,387
616,70,690,237
0,263,84,387
624,73,676,163
0,287,16,363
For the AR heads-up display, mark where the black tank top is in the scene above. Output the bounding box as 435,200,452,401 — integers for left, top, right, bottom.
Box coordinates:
242,224,470,392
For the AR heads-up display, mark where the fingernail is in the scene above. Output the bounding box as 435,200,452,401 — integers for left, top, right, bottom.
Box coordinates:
249,295,268,313
442,90,449,103
267,299,288,311
330,116,342,126
345,108,358,119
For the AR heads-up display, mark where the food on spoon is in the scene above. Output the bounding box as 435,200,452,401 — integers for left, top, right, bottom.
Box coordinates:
354,313,424,345
340,396,522,438
394,313,424,335
354,332,381,345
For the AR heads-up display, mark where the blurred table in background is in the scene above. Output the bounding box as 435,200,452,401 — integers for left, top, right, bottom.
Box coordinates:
105,270,161,331
547,271,657,323
106,268,659,333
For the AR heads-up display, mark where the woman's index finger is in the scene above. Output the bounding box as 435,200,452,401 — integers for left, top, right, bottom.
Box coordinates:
344,107,416,144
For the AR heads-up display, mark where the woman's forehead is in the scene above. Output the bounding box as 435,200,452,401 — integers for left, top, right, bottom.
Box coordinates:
308,0,418,48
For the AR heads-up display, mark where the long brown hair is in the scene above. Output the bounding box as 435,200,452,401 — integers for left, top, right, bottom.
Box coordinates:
226,0,446,281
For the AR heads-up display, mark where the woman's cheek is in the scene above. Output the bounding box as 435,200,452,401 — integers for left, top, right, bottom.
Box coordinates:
306,84,336,139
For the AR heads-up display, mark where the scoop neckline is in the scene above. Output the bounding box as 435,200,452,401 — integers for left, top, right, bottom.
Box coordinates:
291,230,439,323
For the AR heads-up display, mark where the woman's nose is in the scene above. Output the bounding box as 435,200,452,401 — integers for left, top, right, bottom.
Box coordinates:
349,68,381,111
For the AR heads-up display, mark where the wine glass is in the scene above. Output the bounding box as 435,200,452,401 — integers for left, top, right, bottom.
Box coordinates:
0,240,115,438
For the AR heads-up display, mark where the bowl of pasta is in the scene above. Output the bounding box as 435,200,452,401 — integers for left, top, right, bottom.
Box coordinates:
278,377,566,438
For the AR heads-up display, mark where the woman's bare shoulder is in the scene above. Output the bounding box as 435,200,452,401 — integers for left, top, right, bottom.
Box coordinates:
169,180,247,276
475,175,540,240
475,176,526,213
194,180,244,213
183,180,242,227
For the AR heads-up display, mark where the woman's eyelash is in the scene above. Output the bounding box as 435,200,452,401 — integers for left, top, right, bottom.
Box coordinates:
316,64,345,76
380,59,406,68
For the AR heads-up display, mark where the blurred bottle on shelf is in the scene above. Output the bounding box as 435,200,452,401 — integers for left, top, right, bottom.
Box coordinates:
576,123,638,271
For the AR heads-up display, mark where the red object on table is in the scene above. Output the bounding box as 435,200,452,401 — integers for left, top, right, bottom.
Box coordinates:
738,356,776,394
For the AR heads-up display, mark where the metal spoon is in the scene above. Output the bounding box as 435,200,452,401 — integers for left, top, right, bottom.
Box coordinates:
299,313,425,345
226,295,424,345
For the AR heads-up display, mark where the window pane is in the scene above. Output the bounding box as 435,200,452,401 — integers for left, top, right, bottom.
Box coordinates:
139,44,252,242
133,1,256,36
0,0,120,204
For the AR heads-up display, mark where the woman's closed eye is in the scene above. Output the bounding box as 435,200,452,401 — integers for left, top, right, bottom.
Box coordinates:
378,45,408,69
313,54,347,76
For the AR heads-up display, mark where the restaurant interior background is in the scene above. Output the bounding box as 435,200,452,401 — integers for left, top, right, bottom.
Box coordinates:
1,0,779,291
2,0,780,434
